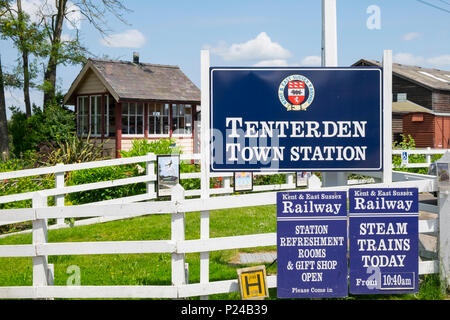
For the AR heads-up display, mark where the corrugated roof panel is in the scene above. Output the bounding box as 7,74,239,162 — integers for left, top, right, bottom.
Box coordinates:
353,59,450,91
418,71,450,84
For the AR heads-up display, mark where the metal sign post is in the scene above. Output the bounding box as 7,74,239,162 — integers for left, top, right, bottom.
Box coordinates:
321,0,346,187
321,0,338,67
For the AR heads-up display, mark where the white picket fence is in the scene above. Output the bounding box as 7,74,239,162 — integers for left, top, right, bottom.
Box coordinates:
0,153,308,231
0,152,443,299
393,147,450,169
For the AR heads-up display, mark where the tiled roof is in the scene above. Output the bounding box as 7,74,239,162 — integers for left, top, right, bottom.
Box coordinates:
90,59,200,102
64,58,200,105
90,58,200,102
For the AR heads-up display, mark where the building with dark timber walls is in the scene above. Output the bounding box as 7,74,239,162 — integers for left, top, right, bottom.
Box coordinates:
354,59,450,148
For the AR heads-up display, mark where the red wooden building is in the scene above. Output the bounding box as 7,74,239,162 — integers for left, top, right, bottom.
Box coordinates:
354,59,450,148
64,54,201,157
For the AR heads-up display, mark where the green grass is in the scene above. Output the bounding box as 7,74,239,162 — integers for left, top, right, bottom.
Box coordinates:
0,204,445,300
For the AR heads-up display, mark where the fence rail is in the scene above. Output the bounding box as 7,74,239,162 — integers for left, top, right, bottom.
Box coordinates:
393,147,450,169
0,151,445,299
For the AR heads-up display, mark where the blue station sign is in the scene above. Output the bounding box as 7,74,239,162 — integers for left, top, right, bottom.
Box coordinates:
277,191,348,298
348,188,419,294
210,67,383,172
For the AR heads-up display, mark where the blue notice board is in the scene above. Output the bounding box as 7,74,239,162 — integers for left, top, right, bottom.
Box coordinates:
210,67,382,172
349,188,419,294
277,191,348,298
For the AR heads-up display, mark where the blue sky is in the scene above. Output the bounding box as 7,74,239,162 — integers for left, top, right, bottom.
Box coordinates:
1,0,449,117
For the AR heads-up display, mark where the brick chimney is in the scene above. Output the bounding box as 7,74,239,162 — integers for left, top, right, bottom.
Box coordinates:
133,52,139,64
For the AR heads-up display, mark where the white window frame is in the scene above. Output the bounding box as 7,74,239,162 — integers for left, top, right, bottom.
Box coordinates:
90,95,102,137
148,103,170,138
104,95,109,137
121,102,144,137
77,96,89,136
171,104,193,137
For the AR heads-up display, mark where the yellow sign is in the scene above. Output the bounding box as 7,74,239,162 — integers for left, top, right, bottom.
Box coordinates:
237,266,269,300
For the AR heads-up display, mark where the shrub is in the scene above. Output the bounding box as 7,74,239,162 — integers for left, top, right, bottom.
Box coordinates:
0,158,25,173
121,138,201,191
66,165,144,204
66,138,192,204
120,138,182,158
393,134,442,175
30,133,106,167
254,173,286,186
8,104,75,159
0,159,54,210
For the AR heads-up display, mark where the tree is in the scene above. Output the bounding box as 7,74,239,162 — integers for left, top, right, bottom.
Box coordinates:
41,0,130,108
0,0,46,117
0,55,8,159
15,0,30,116
0,53,21,160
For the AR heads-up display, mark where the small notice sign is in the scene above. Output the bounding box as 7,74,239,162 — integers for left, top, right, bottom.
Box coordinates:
234,172,253,192
237,266,269,300
348,188,419,294
276,191,348,298
157,155,180,197
401,151,408,166
296,172,311,187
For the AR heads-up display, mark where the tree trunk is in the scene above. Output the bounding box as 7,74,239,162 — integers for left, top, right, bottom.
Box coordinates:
43,56,57,108
42,0,66,108
22,51,31,117
17,0,31,117
0,56,9,160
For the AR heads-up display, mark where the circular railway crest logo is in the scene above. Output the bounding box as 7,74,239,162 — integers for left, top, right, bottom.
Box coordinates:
278,75,315,111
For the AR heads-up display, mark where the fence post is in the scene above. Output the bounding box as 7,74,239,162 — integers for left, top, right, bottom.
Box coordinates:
426,147,431,166
286,173,294,186
439,191,450,292
171,184,186,297
32,191,51,299
437,154,450,293
200,49,211,300
224,176,231,190
55,163,65,225
146,153,155,198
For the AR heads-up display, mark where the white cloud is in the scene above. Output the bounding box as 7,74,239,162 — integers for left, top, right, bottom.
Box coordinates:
394,52,450,68
4,90,22,108
19,0,82,29
253,59,288,67
402,32,422,41
4,88,43,119
100,29,147,48
427,55,450,67
300,56,321,66
19,0,43,23
205,32,291,61
64,1,82,30
393,53,425,66
60,34,74,43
